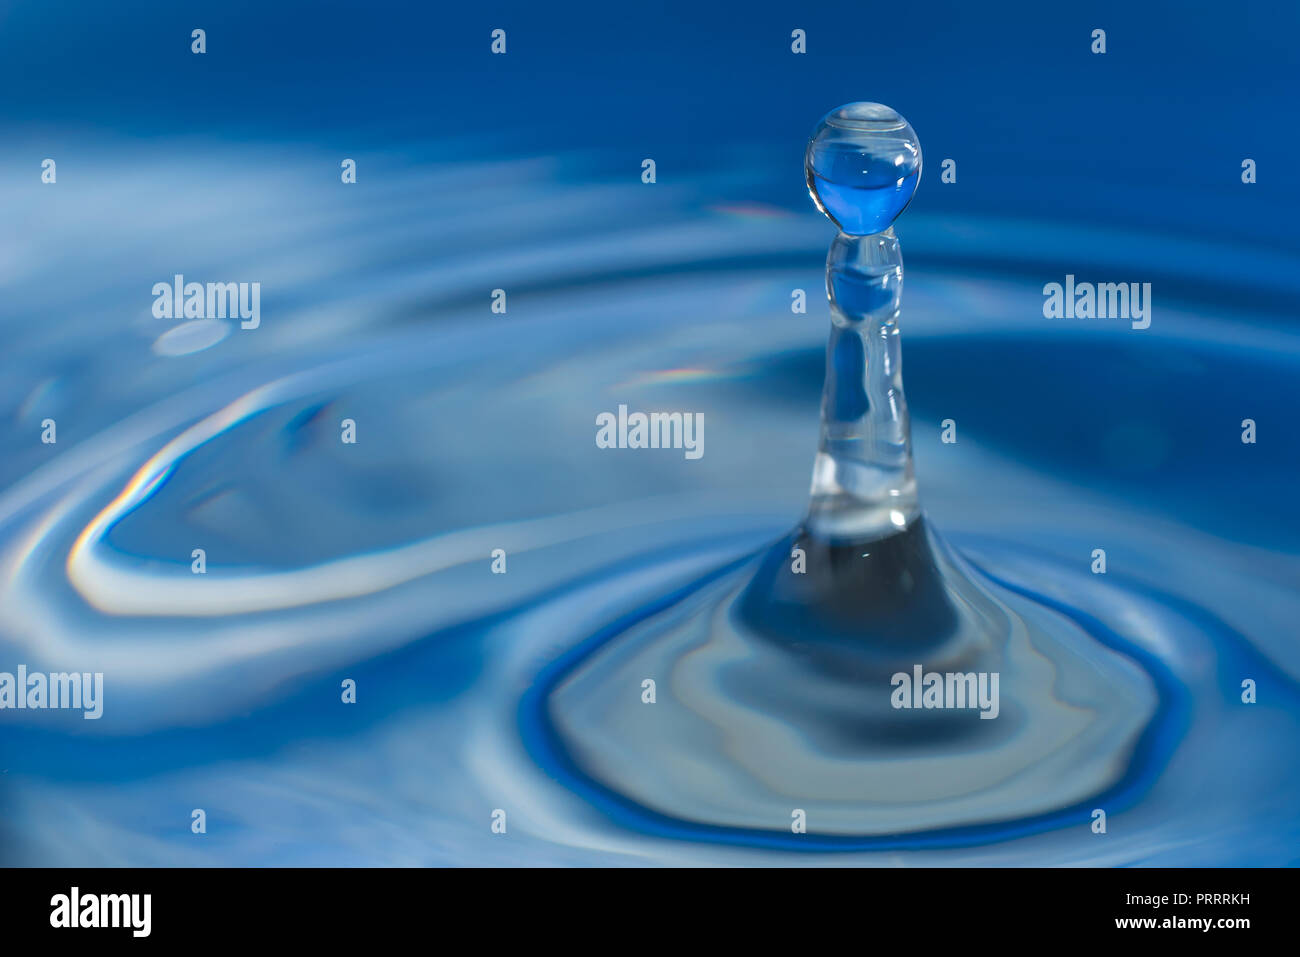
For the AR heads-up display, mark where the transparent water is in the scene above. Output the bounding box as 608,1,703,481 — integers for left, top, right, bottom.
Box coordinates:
805,103,922,237
1,141,1298,866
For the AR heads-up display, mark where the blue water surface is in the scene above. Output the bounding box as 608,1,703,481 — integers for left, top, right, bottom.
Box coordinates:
0,0,1297,866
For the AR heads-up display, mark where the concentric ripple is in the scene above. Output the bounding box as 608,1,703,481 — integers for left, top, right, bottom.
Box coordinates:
1,144,1299,865
534,525,1170,844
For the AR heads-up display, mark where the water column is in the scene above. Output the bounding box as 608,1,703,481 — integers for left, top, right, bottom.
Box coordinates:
804,103,922,541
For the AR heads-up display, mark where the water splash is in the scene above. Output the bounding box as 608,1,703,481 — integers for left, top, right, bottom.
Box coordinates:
527,105,1291,850
1,137,1298,865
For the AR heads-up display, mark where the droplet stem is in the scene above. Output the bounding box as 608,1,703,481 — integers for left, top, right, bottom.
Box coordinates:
806,228,918,540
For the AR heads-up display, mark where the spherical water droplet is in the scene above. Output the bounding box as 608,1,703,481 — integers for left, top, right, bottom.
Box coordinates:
805,103,922,236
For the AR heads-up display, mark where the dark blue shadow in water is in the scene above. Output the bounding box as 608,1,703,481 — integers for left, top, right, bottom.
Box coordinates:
518,545,1195,852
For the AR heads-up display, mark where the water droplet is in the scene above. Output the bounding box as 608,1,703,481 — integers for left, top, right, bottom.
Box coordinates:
806,102,922,236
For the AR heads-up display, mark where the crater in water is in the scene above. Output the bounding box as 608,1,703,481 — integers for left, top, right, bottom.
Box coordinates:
538,520,1171,844
1,143,1298,865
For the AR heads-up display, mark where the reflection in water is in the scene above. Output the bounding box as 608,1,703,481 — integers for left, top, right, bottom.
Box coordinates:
544,520,1163,842
0,142,1298,865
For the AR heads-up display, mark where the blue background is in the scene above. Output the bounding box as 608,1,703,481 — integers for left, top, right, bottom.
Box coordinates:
3,0,1295,260
1,0,1298,868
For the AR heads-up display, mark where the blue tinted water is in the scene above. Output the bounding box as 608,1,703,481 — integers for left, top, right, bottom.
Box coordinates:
0,140,1298,866
807,173,922,237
